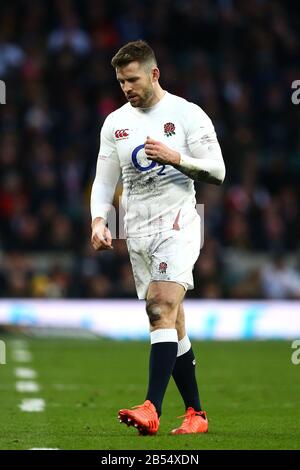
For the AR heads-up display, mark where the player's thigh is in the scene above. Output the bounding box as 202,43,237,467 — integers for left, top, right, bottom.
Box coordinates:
127,237,151,300
150,217,201,291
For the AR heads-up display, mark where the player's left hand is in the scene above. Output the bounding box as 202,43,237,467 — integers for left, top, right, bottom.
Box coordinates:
144,137,180,166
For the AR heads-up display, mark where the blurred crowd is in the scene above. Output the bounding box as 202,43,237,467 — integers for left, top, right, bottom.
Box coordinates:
0,0,300,299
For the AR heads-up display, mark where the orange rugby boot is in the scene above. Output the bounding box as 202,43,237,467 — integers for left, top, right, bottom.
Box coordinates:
170,407,208,434
118,400,159,435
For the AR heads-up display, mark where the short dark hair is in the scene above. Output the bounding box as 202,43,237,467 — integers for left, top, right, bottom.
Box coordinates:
111,40,157,69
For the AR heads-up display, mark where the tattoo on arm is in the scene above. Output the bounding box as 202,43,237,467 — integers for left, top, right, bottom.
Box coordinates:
174,164,222,185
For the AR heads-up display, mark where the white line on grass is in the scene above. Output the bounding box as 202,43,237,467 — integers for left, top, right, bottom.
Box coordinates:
14,368,37,379
12,350,33,363
12,343,45,414
19,399,45,412
16,381,40,392
10,340,28,349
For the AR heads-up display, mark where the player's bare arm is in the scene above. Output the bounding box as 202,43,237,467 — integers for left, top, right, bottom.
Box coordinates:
91,217,113,251
145,136,225,186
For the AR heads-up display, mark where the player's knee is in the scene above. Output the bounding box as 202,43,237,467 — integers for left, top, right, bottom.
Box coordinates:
146,299,162,326
146,298,177,326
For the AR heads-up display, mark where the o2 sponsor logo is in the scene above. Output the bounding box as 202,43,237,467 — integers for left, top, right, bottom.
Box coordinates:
131,144,166,175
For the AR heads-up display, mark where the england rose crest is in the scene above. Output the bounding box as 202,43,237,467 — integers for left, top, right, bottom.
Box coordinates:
159,262,168,274
164,122,176,137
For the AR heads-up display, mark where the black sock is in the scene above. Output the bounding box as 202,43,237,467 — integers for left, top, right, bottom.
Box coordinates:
172,347,202,411
145,341,178,417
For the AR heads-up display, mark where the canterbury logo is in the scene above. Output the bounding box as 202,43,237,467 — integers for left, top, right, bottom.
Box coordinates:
115,129,129,139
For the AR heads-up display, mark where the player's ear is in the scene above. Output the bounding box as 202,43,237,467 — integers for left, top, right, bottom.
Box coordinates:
151,66,160,82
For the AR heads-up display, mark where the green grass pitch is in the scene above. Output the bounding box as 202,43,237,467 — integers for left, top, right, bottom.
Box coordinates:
0,337,299,450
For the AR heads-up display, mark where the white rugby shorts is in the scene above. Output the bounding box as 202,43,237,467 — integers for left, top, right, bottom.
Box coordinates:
126,215,201,299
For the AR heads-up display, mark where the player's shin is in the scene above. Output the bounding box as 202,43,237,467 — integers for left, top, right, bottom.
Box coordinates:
145,328,178,416
172,335,202,411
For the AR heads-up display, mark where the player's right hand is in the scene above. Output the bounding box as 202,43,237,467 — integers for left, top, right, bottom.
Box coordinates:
91,219,113,251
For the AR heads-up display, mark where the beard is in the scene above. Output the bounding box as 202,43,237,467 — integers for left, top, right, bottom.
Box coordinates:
128,86,154,108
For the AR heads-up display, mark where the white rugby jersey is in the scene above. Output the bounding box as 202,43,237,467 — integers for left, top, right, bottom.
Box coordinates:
91,91,225,238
